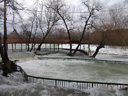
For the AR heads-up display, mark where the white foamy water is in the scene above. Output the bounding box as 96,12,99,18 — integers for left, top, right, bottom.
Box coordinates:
16,53,128,96
18,57,128,83
0,45,128,96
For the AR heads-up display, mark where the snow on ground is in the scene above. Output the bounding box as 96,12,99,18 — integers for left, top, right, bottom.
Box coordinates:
0,71,91,96
0,71,127,96
61,44,128,55
61,44,128,61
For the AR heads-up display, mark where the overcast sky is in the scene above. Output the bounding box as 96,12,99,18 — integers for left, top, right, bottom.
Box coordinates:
0,0,126,33
18,0,125,9
16,0,126,23
65,0,125,6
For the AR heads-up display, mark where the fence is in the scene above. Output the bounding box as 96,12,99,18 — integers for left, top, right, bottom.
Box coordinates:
17,65,128,90
37,56,128,64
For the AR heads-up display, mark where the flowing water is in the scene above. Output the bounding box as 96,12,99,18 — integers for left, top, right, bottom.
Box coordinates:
18,58,128,83
0,45,128,96
15,52,128,96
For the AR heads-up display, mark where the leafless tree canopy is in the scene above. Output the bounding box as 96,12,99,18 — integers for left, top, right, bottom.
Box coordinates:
125,0,128,3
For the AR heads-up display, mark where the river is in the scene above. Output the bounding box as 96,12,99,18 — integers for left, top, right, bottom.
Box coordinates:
0,45,128,96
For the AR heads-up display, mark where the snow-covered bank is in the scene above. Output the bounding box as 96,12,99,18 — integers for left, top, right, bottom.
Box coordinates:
0,71,128,96
60,44,128,61
0,71,89,96
61,44,128,55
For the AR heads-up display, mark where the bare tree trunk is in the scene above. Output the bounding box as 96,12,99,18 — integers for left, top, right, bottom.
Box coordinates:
27,32,32,51
88,44,91,55
37,9,59,51
73,12,92,55
0,37,6,63
37,31,50,51
0,0,20,76
3,0,9,61
27,17,35,51
1,0,11,76
37,15,59,51
30,25,37,52
30,42,36,52
48,0,72,55
0,36,10,76
30,40,34,52
1,0,17,76
92,44,104,58
63,20,72,56
57,11,72,56
92,31,105,58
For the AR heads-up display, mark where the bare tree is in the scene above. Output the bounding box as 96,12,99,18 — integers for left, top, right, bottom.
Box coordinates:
20,13,38,52
73,0,102,55
36,2,60,51
92,30,105,57
0,0,14,76
30,18,38,52
48,0,74,55
109,6,126,29
90,14,108,57
0,0,22,76
26,13,38,51
91,4,127,57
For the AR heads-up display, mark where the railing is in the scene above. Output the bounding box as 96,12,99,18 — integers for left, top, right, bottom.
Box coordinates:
35,51,56,55
38,56,128,63
17,65,128,90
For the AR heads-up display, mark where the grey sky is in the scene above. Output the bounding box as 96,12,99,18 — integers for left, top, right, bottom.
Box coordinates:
18,0,125,9
0,0,126,33
64,0,125,10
